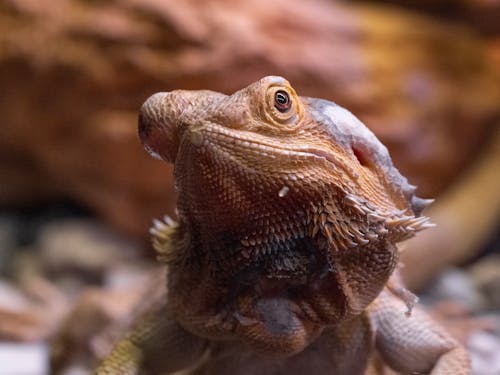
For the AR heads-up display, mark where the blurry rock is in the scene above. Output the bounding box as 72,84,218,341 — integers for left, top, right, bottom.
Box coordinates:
104,263,157,290
468,254,500,310
427,299,499,345
0,277,67,341
0,0,498,238
422,268,487,312
0,342,48,375
61,366,91,375
468,331,500,375
38,220,139,276
0,280,33,311
50,288,139,373
9,248,46,285
50,265,164,373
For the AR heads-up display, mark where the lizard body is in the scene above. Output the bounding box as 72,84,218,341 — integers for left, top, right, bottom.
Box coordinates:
96,76,470,375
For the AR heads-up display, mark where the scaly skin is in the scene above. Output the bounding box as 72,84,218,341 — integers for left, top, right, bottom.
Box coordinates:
95,76,470,374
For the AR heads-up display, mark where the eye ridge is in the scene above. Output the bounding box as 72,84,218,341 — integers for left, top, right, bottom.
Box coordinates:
274,90,292,113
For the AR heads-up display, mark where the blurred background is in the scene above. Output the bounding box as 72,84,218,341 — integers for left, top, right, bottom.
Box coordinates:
0,0,499,374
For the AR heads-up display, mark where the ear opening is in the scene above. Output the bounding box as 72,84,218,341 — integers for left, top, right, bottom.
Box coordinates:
351,145,372,168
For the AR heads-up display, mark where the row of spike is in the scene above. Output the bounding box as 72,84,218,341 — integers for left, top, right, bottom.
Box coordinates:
150,215,178,262
344,193,435,240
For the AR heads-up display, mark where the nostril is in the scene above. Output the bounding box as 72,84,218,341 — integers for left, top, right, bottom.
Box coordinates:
352,146,370,167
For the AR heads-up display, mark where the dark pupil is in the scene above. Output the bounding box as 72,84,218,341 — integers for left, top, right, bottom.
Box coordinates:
274,90,291,112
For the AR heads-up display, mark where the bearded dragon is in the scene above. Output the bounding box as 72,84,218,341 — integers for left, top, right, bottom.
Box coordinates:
95,76,470,375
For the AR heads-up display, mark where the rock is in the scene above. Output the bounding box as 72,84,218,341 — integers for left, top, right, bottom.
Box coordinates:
0,342,49,375
37,219,139,275
0,280,33,311
50,288,140,373
1,0,498,238
468,331,500,375
61,366,91,375
421,268,487,312
50,264,163,373
104,263,158,290
9,248,46,286
468,254,500,310
0,277,68,341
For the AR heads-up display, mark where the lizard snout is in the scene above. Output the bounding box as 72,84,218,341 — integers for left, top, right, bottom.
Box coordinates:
138,92,179,162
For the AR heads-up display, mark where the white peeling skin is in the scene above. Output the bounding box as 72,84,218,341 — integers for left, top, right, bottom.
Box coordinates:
278,186,290,197
143,144,163,161
306,98,421,212
320,103,384,153
189,129,204,147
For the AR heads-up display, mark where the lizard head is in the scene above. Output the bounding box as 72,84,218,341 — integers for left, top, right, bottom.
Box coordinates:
139,76,433,354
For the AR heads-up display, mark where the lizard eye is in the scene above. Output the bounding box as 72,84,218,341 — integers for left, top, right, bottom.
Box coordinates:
274,90,291,113
264,83,302,126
